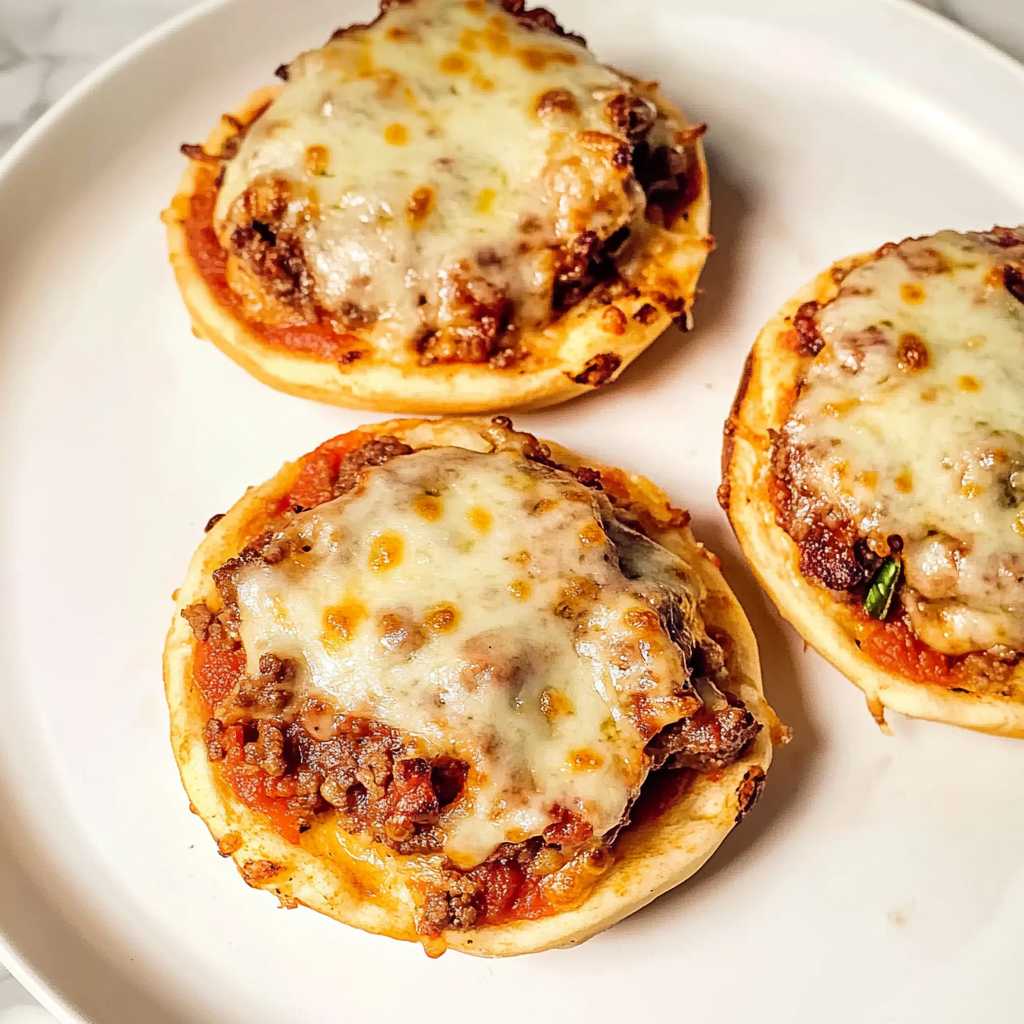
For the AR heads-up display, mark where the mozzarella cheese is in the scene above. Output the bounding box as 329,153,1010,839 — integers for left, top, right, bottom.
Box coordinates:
784,229,1024,653
233,446,708,867
215,0,671,355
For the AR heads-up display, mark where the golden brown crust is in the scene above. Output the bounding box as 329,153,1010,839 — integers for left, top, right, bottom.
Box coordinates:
722,257,1024,737
162,84,711,415
164,417,773,956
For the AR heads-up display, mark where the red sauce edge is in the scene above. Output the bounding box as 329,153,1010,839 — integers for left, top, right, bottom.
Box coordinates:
853,611,955,686
190,428,372,843
183,170,361,361
190,426,608,926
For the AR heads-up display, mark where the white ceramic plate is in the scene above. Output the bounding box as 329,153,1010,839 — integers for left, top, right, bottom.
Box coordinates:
2,0,1024,1021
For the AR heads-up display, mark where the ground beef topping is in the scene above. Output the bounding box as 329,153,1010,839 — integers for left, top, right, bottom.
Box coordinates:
182,0,704,365
772,228,1024,666
186,423,760,935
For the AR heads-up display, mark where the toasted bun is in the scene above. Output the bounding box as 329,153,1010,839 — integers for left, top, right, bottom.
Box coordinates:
722,259,1024,737
164,417,773,956
162,85,711,415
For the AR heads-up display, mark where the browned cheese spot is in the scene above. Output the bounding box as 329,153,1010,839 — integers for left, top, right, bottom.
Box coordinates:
600,305,628,335
476,187,497,213
377,612,424,652
467,506,493,533
623,607,661,632
555,576,599,619
534,88,579,117
439,51,472,75
895,469,914,494
369,532,404,571
958,374,983,393
414,494,444,521
540,688,575,722
384,122,409,146
406,185,435,228
897,332,929,371
386,25,413,42
983,265,1005,289
855,470,878,489
900,282,926,305
323,600,369,646
304,144,329,176
425,603,460,633
506,579,532,601
514,45,577,71
567,748,604,772
579,521,605,546
579,130,630,170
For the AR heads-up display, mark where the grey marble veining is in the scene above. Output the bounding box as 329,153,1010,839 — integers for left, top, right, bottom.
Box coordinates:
0,0,191,155
1,0,1022,159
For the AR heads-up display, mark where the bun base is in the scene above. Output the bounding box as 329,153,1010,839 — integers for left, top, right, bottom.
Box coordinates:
164,417,774,956
722,259,1024,737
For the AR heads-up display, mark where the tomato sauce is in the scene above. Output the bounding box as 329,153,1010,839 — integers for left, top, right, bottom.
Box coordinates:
220,727,305,844
192,429,613,924
853,612,952,685
285,429,373,510
192,631,246,711
190,429,378,843
192,640,306,843
183,169,361,360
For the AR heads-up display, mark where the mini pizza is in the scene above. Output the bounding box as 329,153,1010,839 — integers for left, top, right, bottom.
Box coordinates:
722,227,1024,735
162,0,711,413
164,417,775,956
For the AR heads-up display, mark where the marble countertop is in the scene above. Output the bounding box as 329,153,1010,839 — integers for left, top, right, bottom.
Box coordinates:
0,0,1020,1018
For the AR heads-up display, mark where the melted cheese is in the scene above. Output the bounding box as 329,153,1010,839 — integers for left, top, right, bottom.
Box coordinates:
785,229,1024,653
215,0,663,354
233,446,708,867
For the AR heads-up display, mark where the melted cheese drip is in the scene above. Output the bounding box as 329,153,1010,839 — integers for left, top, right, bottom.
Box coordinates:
215,0,653,353
786,229,1024,653
233,447,707,867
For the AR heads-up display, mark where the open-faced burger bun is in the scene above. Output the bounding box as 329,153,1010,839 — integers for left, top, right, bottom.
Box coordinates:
722,228,1024,736
165,417,774,957
162,0,711,414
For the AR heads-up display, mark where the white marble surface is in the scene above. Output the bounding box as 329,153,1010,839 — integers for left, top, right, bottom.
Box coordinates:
0,0,1021,1018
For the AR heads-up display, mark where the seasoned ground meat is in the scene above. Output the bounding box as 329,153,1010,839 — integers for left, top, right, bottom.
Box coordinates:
500,0,586,44
646,694,759,771
632,142,697,224
224,178,319,323
417,265,514,365
333,436,413,497
770,439,885,594
188,427,761,937
792,300,823,356
604,92,656,142
182,602,213,642
203,718,226,761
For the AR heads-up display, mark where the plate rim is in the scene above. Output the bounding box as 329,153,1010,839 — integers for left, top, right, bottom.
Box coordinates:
0,0,1022,1020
